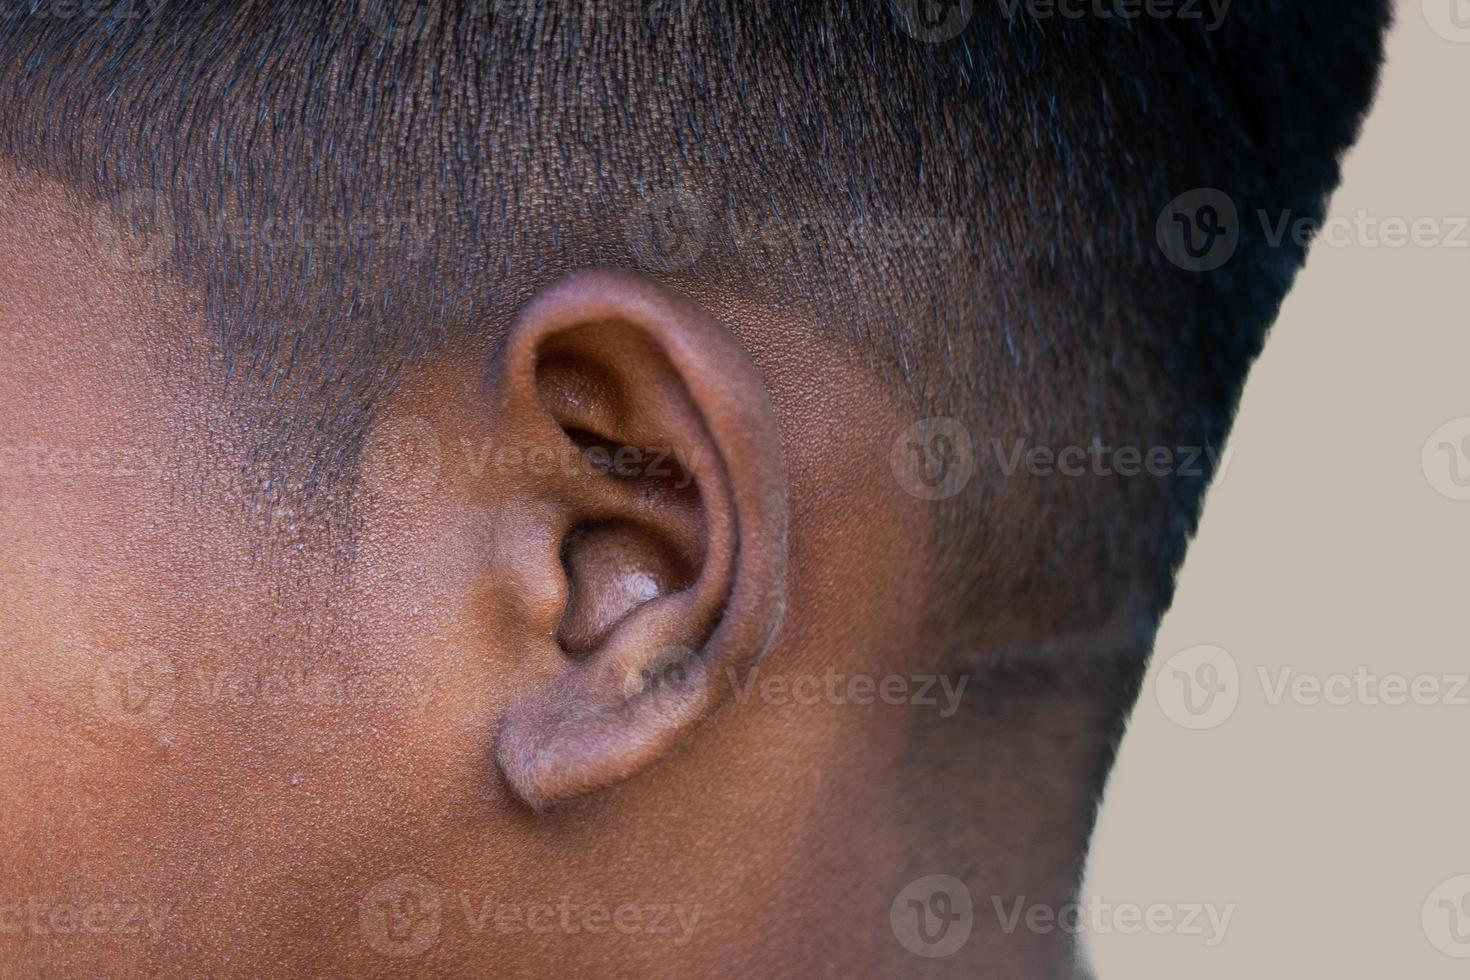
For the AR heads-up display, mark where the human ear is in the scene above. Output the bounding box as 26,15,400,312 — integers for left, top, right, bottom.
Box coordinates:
488,268,787,809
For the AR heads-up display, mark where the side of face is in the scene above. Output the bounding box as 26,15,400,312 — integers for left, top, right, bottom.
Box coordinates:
0,179,955,977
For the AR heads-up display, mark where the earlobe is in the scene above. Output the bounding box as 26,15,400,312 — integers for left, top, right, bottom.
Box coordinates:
490,268,788,810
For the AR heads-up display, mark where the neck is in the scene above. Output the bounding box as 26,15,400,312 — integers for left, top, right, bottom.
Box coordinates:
684,688,1109,978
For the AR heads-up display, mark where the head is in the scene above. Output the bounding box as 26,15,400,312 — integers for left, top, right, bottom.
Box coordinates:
0,2,1387,976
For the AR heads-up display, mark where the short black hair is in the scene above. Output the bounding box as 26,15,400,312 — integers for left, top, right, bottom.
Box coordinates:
0,1,1389,637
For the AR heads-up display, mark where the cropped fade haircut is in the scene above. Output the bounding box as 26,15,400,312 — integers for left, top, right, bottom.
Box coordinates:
0,0,1388,642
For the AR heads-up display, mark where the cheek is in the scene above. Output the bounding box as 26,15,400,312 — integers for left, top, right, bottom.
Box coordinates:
0,475,520,973
0,296,456,967
0,191,532,971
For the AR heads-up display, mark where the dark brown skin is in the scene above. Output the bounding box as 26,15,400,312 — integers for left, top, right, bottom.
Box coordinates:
0,173,1104,978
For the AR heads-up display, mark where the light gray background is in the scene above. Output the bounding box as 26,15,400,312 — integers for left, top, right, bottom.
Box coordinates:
1084,2,1470,974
